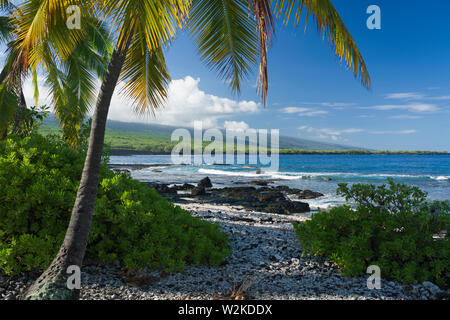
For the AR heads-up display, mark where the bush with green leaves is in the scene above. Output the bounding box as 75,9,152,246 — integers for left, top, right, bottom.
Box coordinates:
293,179,449,288
0,133,229,275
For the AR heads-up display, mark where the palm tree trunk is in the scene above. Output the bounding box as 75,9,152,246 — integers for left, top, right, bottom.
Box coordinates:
24,37,132,300
12,85,27,135
0,67,10,140
0,127,7,140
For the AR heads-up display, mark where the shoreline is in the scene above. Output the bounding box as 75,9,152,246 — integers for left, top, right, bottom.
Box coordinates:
1,201,444,300
2,172,447,300
109,149,450,156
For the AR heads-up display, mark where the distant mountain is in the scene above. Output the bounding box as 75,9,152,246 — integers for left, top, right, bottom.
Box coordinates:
42,115,366,151
107,121,365,150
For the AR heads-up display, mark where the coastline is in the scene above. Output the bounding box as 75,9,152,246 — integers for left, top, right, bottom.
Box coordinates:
109,149,450,156
2,170,447,300
2,201,444,300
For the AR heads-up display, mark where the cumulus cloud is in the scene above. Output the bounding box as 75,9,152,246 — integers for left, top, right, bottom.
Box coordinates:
23,76,51,107
22,75,260,129
107,76,260,128
223,121,250,132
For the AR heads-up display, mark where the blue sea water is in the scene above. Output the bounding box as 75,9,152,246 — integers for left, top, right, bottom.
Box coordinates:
109,154,450,210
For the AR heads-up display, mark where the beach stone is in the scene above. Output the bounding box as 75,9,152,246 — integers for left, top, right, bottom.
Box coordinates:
191,186,206,196
421,281,442,297
198,177,212,188
249,180,274,186
257,191,284,202
294,190,324,200
154,184,177,194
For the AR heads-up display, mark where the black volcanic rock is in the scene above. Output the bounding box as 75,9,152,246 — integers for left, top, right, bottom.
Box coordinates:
198,177,213,188
191,186,206,196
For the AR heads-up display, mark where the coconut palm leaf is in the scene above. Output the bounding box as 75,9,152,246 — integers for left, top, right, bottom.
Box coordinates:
40,18,112,147
9,0,87,79
187,0,259,94
120,30,170,115
250,0,274,103
0,15,12,42
100,0,187,52
272,0,370,87
97,0,186,113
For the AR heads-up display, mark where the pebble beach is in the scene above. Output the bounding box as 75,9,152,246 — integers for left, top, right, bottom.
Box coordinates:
2,201,446,300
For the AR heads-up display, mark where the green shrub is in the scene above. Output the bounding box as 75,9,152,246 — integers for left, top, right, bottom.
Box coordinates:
0,133,229,275
293,179,449,288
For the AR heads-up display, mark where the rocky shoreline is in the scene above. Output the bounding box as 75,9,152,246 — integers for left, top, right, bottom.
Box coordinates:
1,177,447,300
146,177,325,215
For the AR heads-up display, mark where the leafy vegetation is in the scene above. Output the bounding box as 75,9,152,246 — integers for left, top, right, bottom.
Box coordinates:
0,133,230,275
293,179,450,288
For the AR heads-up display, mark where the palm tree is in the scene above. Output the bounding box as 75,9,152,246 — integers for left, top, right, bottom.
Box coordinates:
10,0,370,299
0,1,112,145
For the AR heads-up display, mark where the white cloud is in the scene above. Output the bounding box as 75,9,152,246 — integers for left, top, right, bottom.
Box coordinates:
23,76,51,107
24,75,260,129
223,120,249,132
430,95,450,100
385,92,424,100
316,102,356,107
363,103,439,113
108,76,260,128
298,126,416,141
282,107,328,117
388,115,423,119
371,130,417,135
298,126,364,141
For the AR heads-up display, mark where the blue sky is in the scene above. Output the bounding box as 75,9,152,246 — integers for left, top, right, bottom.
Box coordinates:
148,0,449,151
13,0,450,151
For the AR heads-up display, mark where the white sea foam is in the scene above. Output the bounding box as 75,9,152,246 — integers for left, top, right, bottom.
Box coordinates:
198,168,304,180
287,194,345,211
430,175,450,181
198,168,450,182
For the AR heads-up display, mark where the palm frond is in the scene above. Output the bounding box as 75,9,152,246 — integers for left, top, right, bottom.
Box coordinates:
9,0,88,80
31,66,39,105
273,0,371,88
187,0,259,94
0,15,12,43
250,0,274,103
37,15,113,147
100,0,187,52
120,31,170,115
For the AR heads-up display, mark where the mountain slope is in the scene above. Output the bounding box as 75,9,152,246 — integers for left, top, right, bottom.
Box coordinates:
42,116,366,151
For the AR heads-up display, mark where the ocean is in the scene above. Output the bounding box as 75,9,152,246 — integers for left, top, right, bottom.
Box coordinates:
109,154,450,210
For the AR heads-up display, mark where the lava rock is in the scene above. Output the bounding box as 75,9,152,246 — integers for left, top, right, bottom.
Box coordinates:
198,177,213,188
294,190,324,200
191,186,206,196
